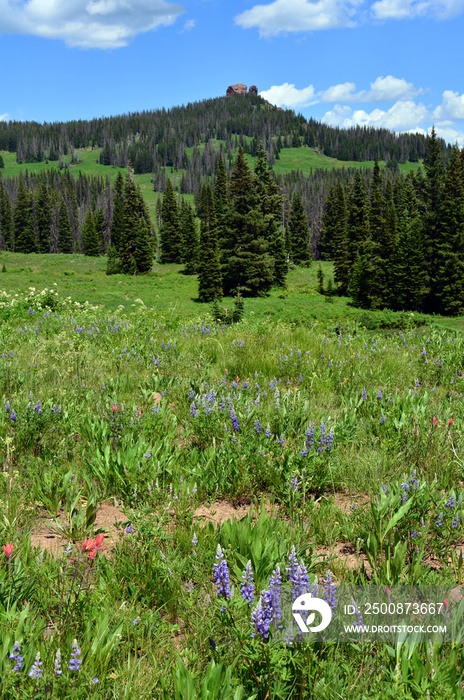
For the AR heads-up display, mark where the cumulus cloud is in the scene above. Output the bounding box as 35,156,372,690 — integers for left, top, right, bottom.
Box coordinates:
433,124,464,145
433,90,464,121
0,0,184,49
234,0,361,36
260,82,316,108
321,100,430,131
320,76,419,103
0,113,9,122
371,0,464,19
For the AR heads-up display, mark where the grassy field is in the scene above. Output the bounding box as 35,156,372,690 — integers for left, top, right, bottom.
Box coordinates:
0,254,464,698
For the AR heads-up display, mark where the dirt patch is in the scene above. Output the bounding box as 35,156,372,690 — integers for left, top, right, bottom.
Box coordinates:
193,501,252,527
30,503,127,556
315,541,372,577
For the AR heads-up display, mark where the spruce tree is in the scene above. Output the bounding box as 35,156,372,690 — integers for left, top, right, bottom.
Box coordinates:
134,219,154,273
349,249,373,309
58,197,73,253
82,209,100,256
106,244,121,275
221,148,274,297
332,182,350,293
93,209,106,254
14,175,36,253
254,144,287,287
0,179,13,251
320,185,337,260
393,181,427,311
180,200,198,274
119,167,139,273
287,193,311,266
433,145,464,314
346,171,370,272
422,127,445,312
111,171,125,252
159,178,183,263
36,182,52,254
197,184,223,302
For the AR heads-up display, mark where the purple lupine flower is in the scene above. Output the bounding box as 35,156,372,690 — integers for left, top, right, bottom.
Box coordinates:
323,570,337,613
9,642,23,673
317,423,326,453
255,419,262,434
250,589,273,640
5,400,10,411
28,652,43,678
132,617,141,626
305,422,315,451
54,649,62,675
411,531,420,538
286,546,299,585
241,560,255,605
190,402,198,417
291,474,298,492
435,513,443,527
269,565,283,624
213,545,231,600
445,495,455,509
10,410,16,421
192,532,198,547
69,639,82,672
362,388,367,400
380,415,386,423
326,430,334,450
265,425,272,437
452,515,460,529
377,389,383,399
125,524,133,534
189,387,194,400
231,414,240,431
292,562,310,599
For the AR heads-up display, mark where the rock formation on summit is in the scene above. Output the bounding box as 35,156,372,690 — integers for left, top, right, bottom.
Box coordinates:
226,84,247,96
248,85,258,95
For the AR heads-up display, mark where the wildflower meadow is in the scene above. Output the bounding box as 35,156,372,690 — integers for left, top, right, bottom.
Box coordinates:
1,267,464,699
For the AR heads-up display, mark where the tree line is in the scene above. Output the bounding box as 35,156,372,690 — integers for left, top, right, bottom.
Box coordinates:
320,128,464,316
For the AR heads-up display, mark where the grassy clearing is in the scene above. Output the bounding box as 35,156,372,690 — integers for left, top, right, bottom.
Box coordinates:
1,256,464,697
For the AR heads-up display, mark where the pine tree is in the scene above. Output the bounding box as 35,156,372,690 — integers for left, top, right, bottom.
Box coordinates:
36,182,52,254
106,244,121,275
214,154,229,228
119,167,140,273
180,200,198,274
14,175,36,253
159,178,183,263
433,145,464,314
58,197,73,253
349,250,373,309
82,209,100,256
197,184,223,302
287,193,311,265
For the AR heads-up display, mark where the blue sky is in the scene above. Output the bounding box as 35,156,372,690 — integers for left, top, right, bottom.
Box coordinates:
1,0,464,145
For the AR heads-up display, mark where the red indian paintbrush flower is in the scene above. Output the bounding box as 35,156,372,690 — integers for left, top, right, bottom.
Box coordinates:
3,543,14,558
76,533,106,559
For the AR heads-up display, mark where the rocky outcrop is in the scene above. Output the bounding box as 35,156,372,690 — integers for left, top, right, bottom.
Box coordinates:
248,85,258,95
226,84,247,96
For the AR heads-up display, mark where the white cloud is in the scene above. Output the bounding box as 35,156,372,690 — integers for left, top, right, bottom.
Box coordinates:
0,113,9,121
181,18,195,31
260,82,316,108
371,0,464,19
434,90,464,121
433,124,464,145
321,100,430,131
0,0,184,49
320,76,419,103
234,0,361,36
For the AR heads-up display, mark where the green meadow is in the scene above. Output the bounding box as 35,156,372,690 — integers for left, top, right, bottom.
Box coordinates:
0,252,464,698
